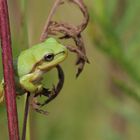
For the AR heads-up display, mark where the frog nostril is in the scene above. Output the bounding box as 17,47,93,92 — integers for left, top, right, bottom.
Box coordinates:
61,51,65,54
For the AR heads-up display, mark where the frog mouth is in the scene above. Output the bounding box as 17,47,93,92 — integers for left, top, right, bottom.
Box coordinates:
55,51,65,56
54,50,67,61
35,50,67,72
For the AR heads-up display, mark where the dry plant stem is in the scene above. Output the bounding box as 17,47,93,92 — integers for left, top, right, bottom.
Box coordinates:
69,0,89,32
40,65,64,106
21,0,65,136
32,65,64,114
22,92,30,140
0,0,20,140
33,0,89,112
40,0,89,77
41,0,89,40
40,0,63,41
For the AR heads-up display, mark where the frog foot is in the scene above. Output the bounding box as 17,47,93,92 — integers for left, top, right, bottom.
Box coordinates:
31,97,49,115
0,94,4,103
36,84,43,93
0,82,4,103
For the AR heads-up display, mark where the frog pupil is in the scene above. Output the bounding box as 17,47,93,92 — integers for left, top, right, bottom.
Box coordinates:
44,53,54,61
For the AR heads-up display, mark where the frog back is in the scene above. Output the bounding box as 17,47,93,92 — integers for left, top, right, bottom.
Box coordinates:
17,48,37,77
17,38,62,77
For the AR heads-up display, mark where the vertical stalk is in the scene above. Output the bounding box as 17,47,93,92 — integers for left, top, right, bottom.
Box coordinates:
20,1,31,140
0,0,20,140
22,93,30,140
26,115,31,140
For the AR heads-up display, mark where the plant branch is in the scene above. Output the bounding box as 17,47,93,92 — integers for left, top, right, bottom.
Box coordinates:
30,0,89,112
20,0,89,116
22,92,30,140
40,0,89,77
40,0,64,41
0,0,20,140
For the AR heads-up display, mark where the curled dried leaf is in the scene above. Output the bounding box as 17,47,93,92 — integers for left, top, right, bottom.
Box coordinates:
41,0,89,77
32,0,89,113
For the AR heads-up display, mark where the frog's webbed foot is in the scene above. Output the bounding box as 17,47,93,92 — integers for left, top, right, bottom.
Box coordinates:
39,85,57,107
28,65,64,115
35,87,51,98
36,84,43,93
32,65,64,114
0,80,4,103
0,94,4,103
30,96,49,115
34,85,57,107
39,65,64,107
31,84,58,115
0,90,4,103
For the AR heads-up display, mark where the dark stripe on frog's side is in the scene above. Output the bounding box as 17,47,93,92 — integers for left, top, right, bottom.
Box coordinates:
29,51,65,74
29,59,44,73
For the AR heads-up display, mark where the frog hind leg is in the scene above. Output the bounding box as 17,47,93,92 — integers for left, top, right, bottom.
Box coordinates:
0,80,4,103
20,73,43,94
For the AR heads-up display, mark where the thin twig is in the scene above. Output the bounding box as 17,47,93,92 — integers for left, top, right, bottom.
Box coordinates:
40,65,64,106
32,0,89,111
40,0,63,41
40,0,89,77
22,92,30,140
32,65,64,115
0,0,20,140
26,0,89,114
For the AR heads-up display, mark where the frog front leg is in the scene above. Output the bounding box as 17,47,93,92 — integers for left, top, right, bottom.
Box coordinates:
20,71,43,94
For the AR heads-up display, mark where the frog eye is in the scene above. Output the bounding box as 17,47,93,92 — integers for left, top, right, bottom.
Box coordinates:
44,53,54,61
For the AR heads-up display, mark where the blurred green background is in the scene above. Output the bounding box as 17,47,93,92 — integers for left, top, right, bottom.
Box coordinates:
1,0,140,140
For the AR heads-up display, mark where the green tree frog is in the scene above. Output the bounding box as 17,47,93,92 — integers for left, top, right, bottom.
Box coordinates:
0,38,68,102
